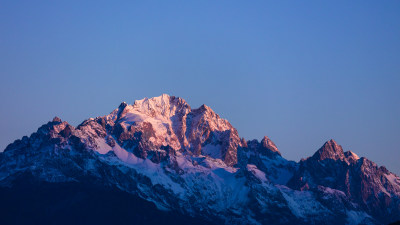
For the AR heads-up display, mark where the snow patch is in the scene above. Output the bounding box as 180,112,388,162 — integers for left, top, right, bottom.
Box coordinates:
94,137,112,154
385,173,400,186
104,143,185,195
247,164,268,182
279,186,328,219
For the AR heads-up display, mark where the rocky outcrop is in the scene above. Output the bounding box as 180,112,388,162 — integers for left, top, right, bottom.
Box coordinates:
288,140,400,223
311,139,345,161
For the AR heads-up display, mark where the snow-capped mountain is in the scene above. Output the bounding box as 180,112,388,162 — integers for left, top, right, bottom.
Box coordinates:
0,94,399,225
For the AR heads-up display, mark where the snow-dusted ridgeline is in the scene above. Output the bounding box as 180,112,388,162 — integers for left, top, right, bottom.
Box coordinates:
1,94,399,225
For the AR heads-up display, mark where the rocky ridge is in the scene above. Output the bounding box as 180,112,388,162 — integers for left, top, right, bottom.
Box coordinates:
0,94,399,225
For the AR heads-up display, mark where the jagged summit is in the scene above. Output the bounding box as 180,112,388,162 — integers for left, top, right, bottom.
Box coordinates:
118,101,128,109
132,94,189,114
310,139,363,164
100,95,240,165
344,150,360,162
52,116,62,123
311,139,345,161
261,136,281,156
196,104,212,112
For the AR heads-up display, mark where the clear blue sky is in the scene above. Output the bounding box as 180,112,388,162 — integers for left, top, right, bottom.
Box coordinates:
1,1,399,174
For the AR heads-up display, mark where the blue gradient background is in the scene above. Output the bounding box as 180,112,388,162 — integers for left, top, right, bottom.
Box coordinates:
1,1,399,173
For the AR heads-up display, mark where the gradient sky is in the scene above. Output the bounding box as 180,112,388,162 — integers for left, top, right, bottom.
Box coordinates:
1,1,399,174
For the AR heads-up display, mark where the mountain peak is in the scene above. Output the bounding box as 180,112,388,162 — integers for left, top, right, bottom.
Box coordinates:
344,150,359,159
114,102,129,121
52,116,62,123
148,93,172,103
134,93,173,105
193,104,215,114
325,139,338,146
128,94,191,119
344,150,360,162
261,136,281,156
118,101,128,109
100,95,238,165
311,139,345,161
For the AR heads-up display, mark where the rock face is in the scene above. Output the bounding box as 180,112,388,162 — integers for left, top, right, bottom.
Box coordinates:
261,136,281,156
0,94,399,225
96,94,241,166
288,140,400,223
311,139,345,161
